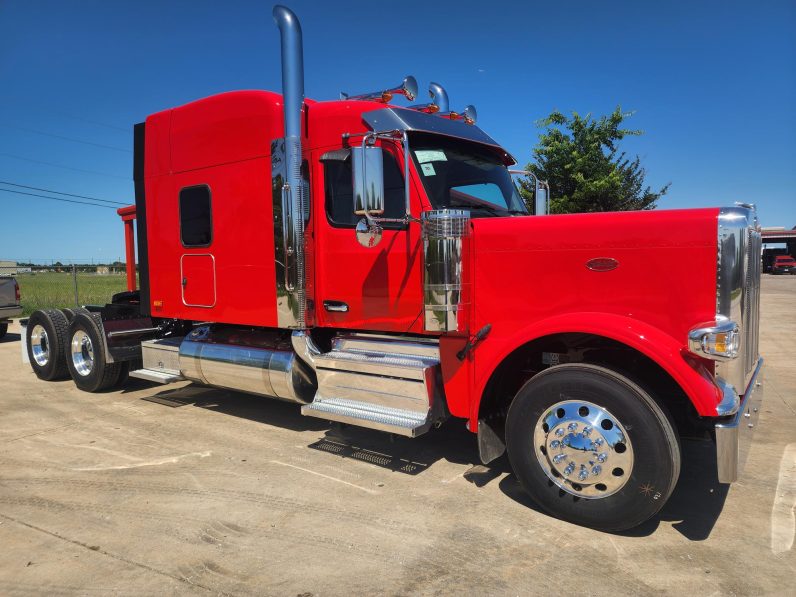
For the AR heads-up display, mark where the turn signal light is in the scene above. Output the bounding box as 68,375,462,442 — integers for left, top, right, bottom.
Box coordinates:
688,319,740,361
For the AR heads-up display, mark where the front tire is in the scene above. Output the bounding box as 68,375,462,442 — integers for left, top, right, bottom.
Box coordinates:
506,363,680,532
26,309,70,380
66,312,123,392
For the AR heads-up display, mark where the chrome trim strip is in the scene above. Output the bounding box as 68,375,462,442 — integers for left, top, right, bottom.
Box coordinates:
715,376,740,416
716,357,764,483
180,253,217,308
107,327,161,338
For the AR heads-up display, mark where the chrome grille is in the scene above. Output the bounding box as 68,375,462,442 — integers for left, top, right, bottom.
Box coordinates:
742,227,761,376
716,206,761,394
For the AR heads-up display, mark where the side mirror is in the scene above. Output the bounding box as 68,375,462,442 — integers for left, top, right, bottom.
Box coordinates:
352,145,385,216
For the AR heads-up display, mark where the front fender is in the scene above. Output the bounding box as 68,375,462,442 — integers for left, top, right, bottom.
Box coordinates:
472,312,721,425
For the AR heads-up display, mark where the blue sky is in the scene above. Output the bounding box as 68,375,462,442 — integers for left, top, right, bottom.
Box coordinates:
0,0,793,263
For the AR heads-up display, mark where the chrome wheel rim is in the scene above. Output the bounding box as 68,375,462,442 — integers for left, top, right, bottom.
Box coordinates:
533,400,634,498
31,324,50,366
71,330,94,377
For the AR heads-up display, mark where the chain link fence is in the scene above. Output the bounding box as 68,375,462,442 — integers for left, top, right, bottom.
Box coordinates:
0,264,136,317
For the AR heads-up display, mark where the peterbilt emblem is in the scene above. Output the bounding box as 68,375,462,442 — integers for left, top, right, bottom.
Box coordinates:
586,257,619,272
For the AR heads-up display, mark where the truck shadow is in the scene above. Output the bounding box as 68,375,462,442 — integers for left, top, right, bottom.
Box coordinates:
0,332,21,343
133,383,728,540
497,438,729,541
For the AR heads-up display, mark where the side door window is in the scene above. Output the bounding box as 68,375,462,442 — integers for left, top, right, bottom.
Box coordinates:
322,148,405,227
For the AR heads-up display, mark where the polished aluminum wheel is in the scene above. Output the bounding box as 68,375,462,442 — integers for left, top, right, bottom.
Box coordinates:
71,330,94,377
533,400,634,498
30,324,50,366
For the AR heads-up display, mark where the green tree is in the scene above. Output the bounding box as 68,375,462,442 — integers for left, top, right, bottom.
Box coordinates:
519,107,669,214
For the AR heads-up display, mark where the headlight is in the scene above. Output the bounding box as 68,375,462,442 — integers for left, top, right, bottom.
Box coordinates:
688,318,740,361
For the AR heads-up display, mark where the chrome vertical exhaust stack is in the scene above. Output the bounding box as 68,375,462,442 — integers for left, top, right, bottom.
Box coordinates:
272,5,307,327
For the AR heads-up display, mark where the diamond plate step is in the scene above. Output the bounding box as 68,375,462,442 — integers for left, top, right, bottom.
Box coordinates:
301,397,431,437
314,349,433,380
129,368,184,384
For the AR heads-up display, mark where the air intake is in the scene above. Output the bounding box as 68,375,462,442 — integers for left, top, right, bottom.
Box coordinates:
422,209,471,332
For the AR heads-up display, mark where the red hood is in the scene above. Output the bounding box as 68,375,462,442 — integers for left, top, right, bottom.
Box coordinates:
468,208,720,346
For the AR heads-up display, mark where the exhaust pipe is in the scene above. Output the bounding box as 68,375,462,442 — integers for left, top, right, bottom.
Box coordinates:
273,5,304,144
272,5,307,327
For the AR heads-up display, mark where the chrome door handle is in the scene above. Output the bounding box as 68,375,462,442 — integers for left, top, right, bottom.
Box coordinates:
323,300,349,313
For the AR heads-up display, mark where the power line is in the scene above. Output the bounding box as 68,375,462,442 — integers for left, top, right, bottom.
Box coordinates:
0,187,119,209
0,180,127,206
0,152,128,180
3,124,132,153
50,110,130,133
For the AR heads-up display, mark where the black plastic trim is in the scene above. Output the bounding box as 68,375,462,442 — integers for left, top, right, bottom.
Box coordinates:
133,122,151,317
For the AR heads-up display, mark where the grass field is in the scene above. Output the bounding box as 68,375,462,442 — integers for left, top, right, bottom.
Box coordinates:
15,272,135,316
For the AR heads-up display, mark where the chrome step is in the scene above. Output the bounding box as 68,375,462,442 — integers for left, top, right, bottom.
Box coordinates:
301,334,445,437
129,368,184,384
302,397,429,437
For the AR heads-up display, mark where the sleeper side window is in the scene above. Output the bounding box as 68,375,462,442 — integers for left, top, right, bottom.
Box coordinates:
322,149,405,228
179,185,212,247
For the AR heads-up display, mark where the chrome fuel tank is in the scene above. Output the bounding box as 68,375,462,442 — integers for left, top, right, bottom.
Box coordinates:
179,325,315,403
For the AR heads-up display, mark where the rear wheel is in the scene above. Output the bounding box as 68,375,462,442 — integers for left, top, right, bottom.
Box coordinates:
0,322,7,339
506,363,680,532
66,312,122,392
26,309,70,380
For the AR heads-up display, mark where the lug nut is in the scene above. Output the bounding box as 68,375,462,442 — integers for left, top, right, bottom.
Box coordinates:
578,468,589,481
567,422,578,431
594,438,604,446
555,428,565,437
597,452,607,463
564,463,575,476
592,465,602,476
553,453,567,464
550,440,561,449
582,426,592,436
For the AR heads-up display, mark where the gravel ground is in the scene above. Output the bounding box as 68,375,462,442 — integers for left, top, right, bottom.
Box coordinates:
0,276,794,596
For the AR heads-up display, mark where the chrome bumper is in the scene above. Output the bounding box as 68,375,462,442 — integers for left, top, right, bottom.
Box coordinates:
0,305,22,320
716,357,764,483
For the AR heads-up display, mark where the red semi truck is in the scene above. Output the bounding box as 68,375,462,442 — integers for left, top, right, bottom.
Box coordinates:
23,6,763,531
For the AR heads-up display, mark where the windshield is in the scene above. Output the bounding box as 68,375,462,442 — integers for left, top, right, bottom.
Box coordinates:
409,133,527,216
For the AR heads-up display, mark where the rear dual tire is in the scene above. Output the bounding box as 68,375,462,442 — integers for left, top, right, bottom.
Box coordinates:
66,312,126,392
506,363,680,532
26,309,70,380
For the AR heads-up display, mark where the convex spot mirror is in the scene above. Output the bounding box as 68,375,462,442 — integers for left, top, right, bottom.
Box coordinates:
355,218,383,248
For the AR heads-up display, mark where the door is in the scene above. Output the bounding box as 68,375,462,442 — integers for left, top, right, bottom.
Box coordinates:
181,254,216,307
313,145,424,332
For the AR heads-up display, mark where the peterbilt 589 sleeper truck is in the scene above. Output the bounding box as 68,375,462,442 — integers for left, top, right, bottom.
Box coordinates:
24,5,763,531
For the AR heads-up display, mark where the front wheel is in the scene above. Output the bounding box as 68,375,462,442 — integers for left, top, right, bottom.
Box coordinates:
506,363,680,532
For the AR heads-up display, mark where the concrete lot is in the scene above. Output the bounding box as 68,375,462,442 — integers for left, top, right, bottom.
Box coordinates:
1,277,795,596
